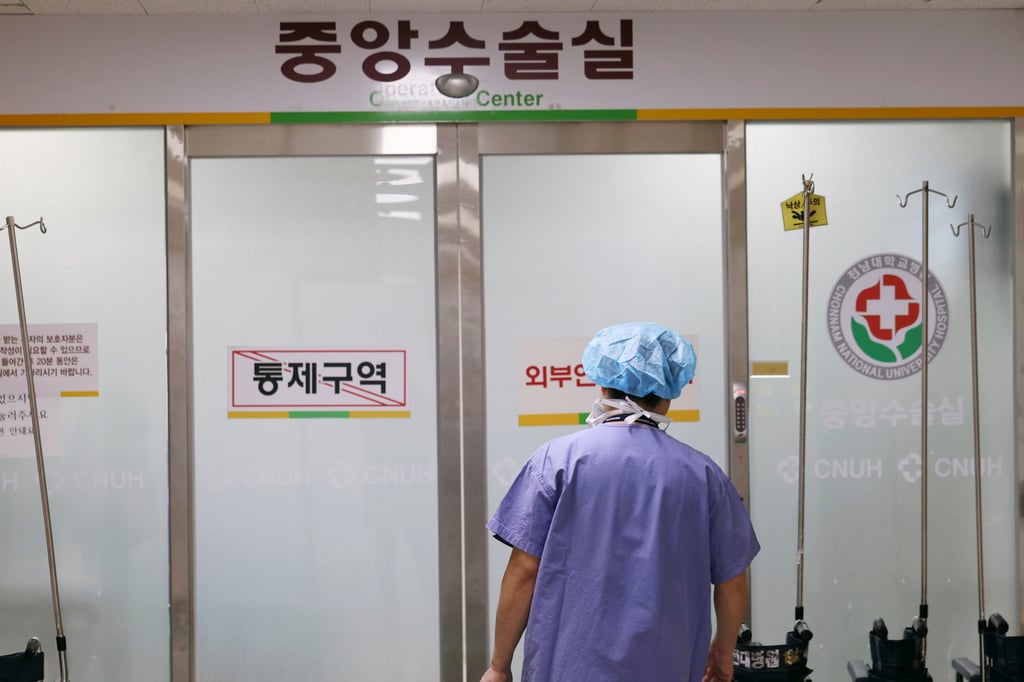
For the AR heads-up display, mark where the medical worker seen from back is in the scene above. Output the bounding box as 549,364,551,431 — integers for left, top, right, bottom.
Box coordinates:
481,322,760,682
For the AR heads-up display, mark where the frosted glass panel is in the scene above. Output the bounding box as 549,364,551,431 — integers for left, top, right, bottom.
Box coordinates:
482,153,725,677
746,121,1014,677
0,129,169,681
191,156,439,681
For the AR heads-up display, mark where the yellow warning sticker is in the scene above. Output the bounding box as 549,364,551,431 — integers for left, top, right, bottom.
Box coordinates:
781,192,828,231
751,361,789,377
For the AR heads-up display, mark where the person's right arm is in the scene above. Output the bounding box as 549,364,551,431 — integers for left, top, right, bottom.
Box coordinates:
703,570,748,682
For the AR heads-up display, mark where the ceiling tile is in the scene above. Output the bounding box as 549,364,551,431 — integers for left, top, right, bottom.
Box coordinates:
591,0,710,9
142,0,259,13
373,0,484,11
257,0,369,12
481,0,596,11
23,0,144,13
801,0,1024,7
804,0,931,8
705,0,817,8
889,0,1024,6
13,0,1024,14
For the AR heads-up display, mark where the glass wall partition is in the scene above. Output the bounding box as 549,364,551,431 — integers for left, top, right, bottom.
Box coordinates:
745,120,1016,677
0,128,169,682
0,117,1017,682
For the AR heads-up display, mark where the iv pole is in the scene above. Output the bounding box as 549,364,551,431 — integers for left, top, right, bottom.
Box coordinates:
2,214,69,682
896,181,956,638
951,214,992,682
795,174,813,630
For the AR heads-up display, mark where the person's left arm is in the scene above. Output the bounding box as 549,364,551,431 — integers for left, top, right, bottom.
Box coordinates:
703,569,748,682
480,547,541,682
703,465,761,681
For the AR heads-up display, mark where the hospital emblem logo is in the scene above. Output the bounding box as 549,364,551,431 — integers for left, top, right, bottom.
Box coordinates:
777,454,799,484
827,254,949,380
897,453,922,482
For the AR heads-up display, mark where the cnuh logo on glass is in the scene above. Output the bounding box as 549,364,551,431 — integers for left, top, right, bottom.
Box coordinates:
827,253,949,380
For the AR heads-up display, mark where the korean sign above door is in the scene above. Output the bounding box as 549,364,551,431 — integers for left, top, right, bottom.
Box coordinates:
278,18,633,106
2,13,1017,117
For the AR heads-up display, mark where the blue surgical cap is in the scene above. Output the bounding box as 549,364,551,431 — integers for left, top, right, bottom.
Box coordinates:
582,322,696,400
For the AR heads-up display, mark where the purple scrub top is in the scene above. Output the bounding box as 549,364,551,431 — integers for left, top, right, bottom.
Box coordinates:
487,423,760,682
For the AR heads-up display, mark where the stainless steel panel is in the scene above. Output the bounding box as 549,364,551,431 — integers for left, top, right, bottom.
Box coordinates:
458,124,489,681
724,119,752,627
166,124,194,682
724,120,750,506
186,124,438,157
1015,118,1024,632
436,123,467,682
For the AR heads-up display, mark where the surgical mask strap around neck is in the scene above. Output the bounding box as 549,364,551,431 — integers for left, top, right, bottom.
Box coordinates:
586,396,672,430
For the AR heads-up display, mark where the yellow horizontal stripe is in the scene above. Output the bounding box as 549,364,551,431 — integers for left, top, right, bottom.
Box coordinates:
519,413,582,427
0,113,270,127
60,390,99,397
348,410,411,419
0,107,1019,129
520,409,700,426
228,411,290,419
638,107,1024,121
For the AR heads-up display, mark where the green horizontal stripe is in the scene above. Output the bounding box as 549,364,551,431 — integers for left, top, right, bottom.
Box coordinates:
271,109,636,124
289,411,351,418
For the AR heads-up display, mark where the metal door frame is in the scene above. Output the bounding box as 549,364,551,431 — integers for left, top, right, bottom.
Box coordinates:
166,119,751,682
1015,117,1024,630
166,123,469,682
456,120,751,672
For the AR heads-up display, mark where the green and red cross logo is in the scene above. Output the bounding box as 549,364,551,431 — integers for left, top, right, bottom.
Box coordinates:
827,253,949,380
